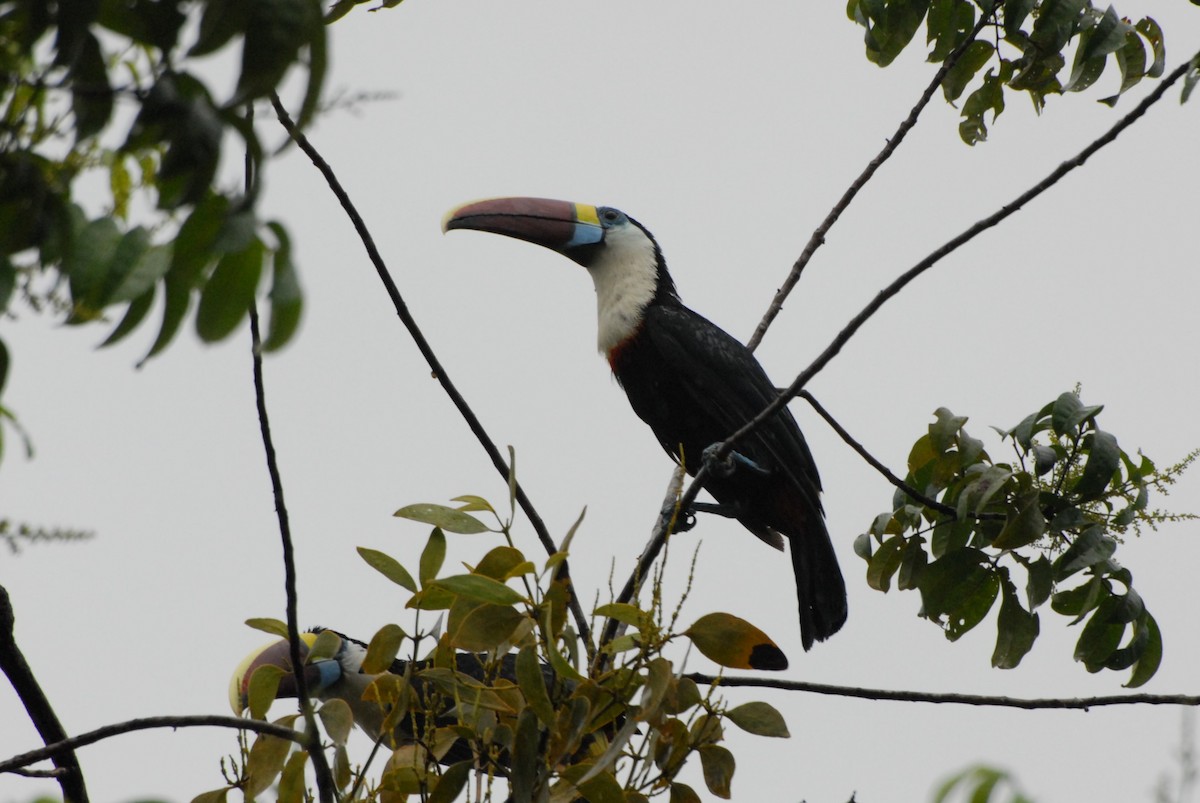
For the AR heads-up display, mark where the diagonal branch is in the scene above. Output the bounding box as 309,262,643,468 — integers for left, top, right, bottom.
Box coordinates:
248,305,336,802
0,715,301,777
746,9,997,351
269,95,594,656
686,672,1200,709
0,584,89,802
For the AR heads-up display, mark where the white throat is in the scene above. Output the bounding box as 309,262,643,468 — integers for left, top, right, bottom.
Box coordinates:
586,224,660,355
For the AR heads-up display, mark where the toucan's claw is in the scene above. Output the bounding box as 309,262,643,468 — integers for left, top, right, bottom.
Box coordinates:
661,502,698,533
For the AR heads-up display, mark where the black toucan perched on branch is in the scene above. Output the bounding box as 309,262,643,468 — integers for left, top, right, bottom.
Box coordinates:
443,197,847,650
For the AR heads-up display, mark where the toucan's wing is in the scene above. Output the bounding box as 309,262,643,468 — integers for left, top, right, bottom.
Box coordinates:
638,303,824,510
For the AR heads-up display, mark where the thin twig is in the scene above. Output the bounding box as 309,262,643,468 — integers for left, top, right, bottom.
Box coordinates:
0,584,89,802
746,10,996,351
269,95,593,657
248,306,336,802
798,390,1006,521
686,673,1200,710
0,715,301,776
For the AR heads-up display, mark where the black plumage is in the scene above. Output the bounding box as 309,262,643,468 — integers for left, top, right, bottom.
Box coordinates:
609,300,847,650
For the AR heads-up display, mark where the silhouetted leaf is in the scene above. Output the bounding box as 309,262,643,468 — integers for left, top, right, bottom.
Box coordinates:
195,238,264,342
992,578,1040,669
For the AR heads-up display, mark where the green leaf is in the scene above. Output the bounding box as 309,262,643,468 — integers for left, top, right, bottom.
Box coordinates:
992,488,1045,549
509,710,540,803
698,744,735,799
1003,0,1036,36
277,750,308,803
1050,391,1102,436
1072,430,1120,500
263,221,302,351
684,612,787,671
449,601,525,651
1029,0,1088,54
195,239,264,342
190,0,248,56
245,617,289,638
357,546,418,592
1124,612,1162,688
70,31,114,140
866,535,906,592
1055,526,1116,578
246,663,285,719
855,0,932,68
1025,555,1053,610
918,548,1000,640
474,545,527,580
1074,596,1125,671
395,503,489,534
317,698,353,745
942,40,994,102
992,578,1040,669
234,0,321,104
419,528,446,584
516,645,556,727
66,216,121,320
244,728,292,798
1135,17,1165,78
594,602,648,628
725,701,790,738
361,623,404,673
427,761,471,803
669,783,703,803
190,788,230,803
433,573,524,606
100,284,156,348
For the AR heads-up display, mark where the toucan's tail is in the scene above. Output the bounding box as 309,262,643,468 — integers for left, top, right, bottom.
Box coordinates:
786,516,847,651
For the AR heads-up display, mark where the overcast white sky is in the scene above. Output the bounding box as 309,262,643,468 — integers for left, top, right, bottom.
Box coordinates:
3,2,1199,801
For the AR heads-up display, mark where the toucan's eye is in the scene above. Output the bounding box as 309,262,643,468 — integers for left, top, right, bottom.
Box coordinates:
599,207,623,225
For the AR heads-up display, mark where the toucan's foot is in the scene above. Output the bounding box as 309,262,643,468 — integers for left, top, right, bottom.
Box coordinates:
660,502,698,533
702,444,772,478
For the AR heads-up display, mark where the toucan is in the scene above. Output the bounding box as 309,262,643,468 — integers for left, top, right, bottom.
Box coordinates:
232,624,571,768
230,628,566,768
443,197,847,650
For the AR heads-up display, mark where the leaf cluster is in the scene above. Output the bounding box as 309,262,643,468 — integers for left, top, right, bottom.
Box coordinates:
856,391,1193,687
846,0,1171,143
0,0,325,396
221,495,792,802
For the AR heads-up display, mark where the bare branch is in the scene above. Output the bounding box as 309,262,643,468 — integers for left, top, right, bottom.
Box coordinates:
686,672,1200,710
0,715,301,776
0,584,89,802
746,10,996,350
248,305,336,802
269,95,594,656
